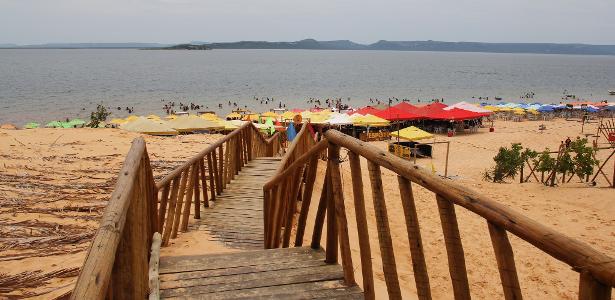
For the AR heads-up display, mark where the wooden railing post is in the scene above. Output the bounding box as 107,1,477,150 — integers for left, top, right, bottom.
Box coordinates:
436,194,471,300
311,171,329,250
348,151,375,300
324,165,338,264
367,161,402,299
398,176,432,300
488,221,522,300
328,143,356,286
162,177,180,246
579,271,612,300
294,155,318,246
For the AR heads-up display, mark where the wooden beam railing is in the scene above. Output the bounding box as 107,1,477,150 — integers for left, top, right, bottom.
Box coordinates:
263,122,319,248
72,138,157,300
155,122,278,246
72,122,278,299
265,129,615,300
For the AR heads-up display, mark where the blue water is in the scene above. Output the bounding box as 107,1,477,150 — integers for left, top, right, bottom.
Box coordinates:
1,49,614,125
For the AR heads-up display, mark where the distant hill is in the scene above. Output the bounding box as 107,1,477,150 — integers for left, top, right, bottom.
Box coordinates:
3,40,615,55
204,39,615,55
144,44,211,50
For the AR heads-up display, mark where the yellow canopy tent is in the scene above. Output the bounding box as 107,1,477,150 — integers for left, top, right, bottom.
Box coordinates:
352,114,390,127
391,126,433,141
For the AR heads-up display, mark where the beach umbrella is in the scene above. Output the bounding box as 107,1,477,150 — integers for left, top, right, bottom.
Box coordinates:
242,113,260,121
120,117,178,136
264,117,275,134
0,123,17,130
68,119,86,127
24,122,40,129
146,114,160,120
125,115,139,122
444,101,492,113
200,113,219,121
110,118,127,125
286,122,297,142
327,113,353,125
281,111,296,120
168,116,224,132
226,112,241,120
45,121,64,128
261,111,279,119
527,109,540,115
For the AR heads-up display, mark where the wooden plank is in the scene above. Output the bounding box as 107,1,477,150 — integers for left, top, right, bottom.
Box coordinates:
161,264,341,290
367,161,402,299
397,176,431,300
488,221,522,300
159,259,327,282
436,194,471,300
162,280,358,300
160,247,323,273
159,267,344,297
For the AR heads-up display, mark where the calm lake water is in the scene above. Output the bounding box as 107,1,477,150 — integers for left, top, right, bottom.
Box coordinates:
1,49,615,125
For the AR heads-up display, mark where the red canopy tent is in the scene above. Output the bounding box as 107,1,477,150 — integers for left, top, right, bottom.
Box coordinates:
349,106,382,115
373,106,423,121
425,108,488,121
393,102,419,113
413,102,448,117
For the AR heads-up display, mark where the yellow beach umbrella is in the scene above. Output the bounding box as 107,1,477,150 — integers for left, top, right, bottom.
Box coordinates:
200,113,219,121
261,111,279,118
353,114,390,127
110,118,127,125
281,111,296,120
226,112,241,119
527,109,540,115
242,113,260,121
125,115,139,122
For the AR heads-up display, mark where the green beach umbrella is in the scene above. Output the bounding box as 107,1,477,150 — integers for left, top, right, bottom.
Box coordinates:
264,117,275,135
67,119,86,127
24,122,40,129
45,121,63,128
60,121,73,128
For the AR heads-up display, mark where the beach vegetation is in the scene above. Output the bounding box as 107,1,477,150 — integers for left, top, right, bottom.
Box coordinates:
89,104,111,128
483,143,527,183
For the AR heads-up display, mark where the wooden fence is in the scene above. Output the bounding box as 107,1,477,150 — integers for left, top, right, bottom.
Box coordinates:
263,129,615,300
263,122,318,248
72,123,280,300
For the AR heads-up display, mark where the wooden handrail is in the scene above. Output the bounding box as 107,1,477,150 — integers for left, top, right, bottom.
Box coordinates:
157,122,255,189
72,137,155,300
323,129,615,289
263,139,327,190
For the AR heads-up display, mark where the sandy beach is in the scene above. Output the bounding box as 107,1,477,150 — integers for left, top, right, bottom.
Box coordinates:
1,118,613,299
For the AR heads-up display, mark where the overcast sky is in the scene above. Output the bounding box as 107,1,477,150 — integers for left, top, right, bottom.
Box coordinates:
1,0,614,45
